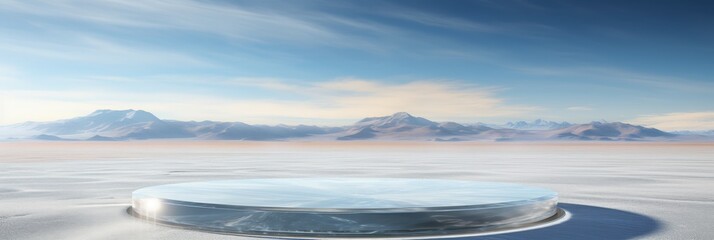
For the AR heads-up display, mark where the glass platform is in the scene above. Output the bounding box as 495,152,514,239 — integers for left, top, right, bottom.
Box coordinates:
131,178,560,238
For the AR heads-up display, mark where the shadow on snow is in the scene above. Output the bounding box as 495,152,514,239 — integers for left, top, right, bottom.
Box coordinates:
450,203,661,240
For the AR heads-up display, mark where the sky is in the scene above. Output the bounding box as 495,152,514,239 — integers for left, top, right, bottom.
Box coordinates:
0,0,713,130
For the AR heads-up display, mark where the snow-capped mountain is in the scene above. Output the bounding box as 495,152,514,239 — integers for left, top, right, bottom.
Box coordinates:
503,119,572,130
0,109,702,141
2,109,193,140
546,122,673,141
354,112,435,129
338,112,491,140
0,110,339,141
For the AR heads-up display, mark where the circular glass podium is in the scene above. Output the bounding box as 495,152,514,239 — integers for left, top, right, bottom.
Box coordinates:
131,178,561,238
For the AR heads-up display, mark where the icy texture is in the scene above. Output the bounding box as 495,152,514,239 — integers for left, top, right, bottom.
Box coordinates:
5,142,710,239
131,178,558,237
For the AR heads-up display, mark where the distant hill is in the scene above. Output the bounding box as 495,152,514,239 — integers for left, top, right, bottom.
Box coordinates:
172,121,340,140
338,112,491,140
545,122,674,141
11,109,193,140
503,119,572,130
672,130,714,136
0,109,705,142
32,134,70,141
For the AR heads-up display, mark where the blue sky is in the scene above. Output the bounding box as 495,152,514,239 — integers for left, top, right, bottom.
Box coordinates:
0,0,712,130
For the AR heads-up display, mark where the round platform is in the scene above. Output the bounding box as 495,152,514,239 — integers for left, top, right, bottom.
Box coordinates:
131,178,559,238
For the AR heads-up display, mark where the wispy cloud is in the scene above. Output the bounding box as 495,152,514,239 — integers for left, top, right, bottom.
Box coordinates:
0,0,559,56
0,0,392,51
567,106,593,111
376,4,558,39
0,30,215,67
514,66,714,92
1,1,708,126
0,78,536,125
383,9,498,33
631,111,714,131
0,1,324,41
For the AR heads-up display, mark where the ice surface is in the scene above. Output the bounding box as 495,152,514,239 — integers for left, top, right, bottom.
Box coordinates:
133,178,556,209
0,142,713,239
131,178,558,237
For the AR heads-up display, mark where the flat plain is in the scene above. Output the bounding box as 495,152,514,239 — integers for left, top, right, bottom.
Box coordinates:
1,141,712,239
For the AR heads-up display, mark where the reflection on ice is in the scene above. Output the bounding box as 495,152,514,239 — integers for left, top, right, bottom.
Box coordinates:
132,178,559,237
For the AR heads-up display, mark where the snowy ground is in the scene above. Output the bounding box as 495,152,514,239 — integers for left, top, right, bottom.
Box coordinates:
0,141,712,240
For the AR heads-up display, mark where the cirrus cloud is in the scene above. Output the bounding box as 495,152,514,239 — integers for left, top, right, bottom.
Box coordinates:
631,111,714,131
567,106,593,111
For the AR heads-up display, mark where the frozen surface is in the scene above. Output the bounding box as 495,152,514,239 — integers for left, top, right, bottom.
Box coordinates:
131,178,558,237
133,178,556,209
1,141,713,239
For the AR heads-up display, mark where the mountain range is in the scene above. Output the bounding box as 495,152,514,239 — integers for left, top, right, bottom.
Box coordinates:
0,109,709,141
